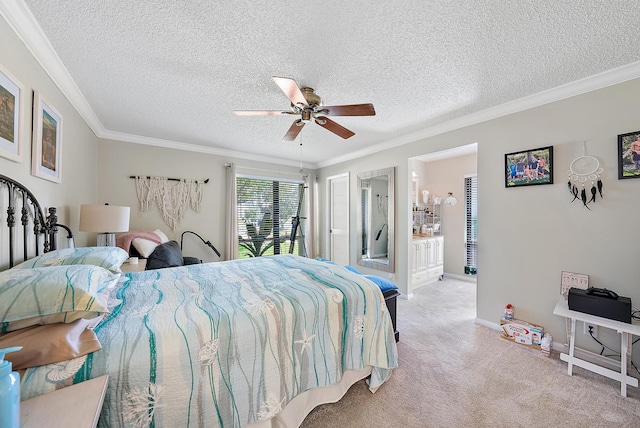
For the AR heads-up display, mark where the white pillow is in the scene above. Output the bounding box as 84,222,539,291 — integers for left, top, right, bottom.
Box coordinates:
153,229,169,243
132,238,160,258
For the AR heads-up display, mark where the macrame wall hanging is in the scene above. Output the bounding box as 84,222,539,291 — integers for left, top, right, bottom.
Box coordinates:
132,176,208,230
377,194,388,221
567,142,603,210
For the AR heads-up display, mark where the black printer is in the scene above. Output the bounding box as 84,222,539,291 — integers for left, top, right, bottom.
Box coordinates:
568,287,632,323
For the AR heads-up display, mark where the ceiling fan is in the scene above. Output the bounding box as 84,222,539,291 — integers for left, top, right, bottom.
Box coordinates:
234,76,376,141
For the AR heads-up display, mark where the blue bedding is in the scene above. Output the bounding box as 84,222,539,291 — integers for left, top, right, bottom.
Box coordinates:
21,255,398,427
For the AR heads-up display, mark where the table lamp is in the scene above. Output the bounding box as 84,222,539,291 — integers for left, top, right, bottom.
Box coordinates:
79,204,130,246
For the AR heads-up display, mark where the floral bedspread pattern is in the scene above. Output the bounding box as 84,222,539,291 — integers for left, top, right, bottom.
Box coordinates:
21,255,398,427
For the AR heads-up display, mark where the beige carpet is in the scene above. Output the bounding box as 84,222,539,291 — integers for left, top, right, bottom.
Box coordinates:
300,278,640,427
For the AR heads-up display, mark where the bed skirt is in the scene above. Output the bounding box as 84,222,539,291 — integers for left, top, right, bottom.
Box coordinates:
247,367,373,428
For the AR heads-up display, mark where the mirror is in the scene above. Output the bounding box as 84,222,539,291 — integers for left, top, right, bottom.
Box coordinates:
357,167,395,273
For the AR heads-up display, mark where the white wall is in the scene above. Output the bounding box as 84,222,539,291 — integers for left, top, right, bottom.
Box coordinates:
4,10,638,361
318,77,640,360
475,79,640,354
0,16,98,253
97,138,314,262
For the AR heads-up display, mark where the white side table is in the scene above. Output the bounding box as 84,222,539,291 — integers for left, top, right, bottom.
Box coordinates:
121,258,147,273
21,375,108,428
553,298,640,397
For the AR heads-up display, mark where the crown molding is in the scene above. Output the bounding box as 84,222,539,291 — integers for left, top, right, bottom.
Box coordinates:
318,60,640,168
5,0,640,170
0,0,105,135
101,130,317,170
1,0,316,168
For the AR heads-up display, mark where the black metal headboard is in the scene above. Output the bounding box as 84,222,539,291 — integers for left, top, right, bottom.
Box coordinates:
0,174,59,269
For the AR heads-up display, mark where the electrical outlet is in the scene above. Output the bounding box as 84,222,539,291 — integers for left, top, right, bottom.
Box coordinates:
583,322,598,337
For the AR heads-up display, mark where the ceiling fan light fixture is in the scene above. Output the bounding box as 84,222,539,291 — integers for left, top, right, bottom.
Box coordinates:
234,76,375,141
300,87,321,106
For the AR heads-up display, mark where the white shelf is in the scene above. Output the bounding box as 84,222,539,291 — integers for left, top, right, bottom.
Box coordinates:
553,299,640,397
412,203,442,236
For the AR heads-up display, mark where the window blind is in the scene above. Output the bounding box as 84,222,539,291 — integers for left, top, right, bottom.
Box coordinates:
464,175,478,274
236,175,303,258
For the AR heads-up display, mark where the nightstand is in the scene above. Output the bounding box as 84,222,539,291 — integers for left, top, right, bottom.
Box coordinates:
20,375,108,428
120,258,147,273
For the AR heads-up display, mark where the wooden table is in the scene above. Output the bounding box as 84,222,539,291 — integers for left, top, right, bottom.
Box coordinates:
553,298,640,397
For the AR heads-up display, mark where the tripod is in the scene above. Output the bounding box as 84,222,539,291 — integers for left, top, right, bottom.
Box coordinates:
289,183,307,256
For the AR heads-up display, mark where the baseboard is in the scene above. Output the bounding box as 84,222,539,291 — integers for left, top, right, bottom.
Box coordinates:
444,273,477,283
474,319,627,373
475,318,500,330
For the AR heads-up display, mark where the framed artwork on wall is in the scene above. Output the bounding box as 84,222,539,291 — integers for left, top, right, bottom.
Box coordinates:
32,91,63,183
617,130,640,179
505,146,553,188
0,63,25,163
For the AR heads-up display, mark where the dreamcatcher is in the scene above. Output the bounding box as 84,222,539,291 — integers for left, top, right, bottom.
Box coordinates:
567,143,603,209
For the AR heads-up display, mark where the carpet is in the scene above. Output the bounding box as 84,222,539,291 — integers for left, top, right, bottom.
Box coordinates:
300,278,640,427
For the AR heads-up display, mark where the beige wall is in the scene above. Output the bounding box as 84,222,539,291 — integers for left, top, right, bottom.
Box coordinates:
318,77,640,360
413,153,477,277
4,11,639,360
97,139,313,262
0,16,98,250
474,79,640,354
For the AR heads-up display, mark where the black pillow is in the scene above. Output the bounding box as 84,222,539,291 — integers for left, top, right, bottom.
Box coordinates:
146,240,184,270
182,256,201,266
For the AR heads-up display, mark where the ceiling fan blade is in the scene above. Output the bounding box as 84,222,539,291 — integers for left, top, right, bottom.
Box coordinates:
273,76,308,107
283,120,305,141
319,104,376,116
314,116,355,139
234,110,292,116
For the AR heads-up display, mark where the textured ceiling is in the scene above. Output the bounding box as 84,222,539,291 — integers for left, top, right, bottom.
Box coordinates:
7,1,640,167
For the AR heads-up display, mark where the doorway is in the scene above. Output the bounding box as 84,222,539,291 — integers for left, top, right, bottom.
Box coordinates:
326,173,349,265
409,143,477,295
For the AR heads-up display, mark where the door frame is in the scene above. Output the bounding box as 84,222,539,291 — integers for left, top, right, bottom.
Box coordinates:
326,172,349,264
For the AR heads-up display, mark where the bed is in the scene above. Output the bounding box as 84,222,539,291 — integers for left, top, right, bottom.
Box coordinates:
0,175,398,427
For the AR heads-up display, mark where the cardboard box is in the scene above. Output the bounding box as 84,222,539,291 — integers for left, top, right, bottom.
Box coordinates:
500,318,544,349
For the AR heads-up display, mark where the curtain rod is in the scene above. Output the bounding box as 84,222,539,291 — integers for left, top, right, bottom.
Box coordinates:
130,176,209,183
233,165,308,178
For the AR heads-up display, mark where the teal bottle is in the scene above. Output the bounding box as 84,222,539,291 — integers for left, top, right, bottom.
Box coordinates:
0,347,23,428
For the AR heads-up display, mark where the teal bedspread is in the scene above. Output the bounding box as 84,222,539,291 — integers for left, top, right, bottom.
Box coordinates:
21,255,398,427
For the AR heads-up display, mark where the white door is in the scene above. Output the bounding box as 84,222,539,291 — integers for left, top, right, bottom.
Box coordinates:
327,173,349,265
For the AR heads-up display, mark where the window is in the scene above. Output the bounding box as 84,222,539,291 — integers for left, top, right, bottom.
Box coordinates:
236,175,304,258
464,175,477,275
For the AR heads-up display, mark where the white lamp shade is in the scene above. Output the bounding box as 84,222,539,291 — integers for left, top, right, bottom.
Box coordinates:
79,204,130,233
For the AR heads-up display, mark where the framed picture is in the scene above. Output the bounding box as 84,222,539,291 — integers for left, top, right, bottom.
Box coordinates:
32,91,63,183
505,146,553,188
0,63,25,163
617,130,640,179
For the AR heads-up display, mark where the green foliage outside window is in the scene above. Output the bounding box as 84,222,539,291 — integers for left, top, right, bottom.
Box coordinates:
238,210,274,257
236,176,303,258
